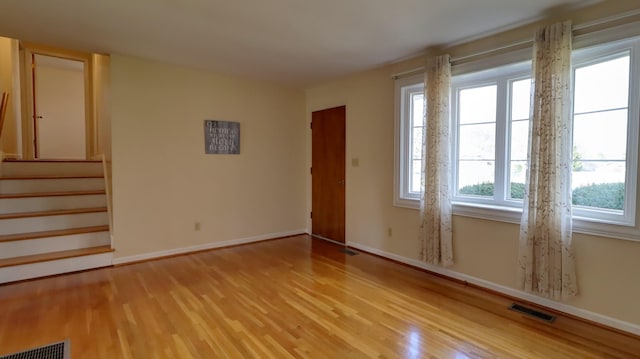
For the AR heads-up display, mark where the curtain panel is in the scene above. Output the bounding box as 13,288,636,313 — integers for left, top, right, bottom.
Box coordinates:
518,21,577,300
420,54,453,267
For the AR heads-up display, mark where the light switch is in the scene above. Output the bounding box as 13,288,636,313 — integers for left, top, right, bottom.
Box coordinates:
352,158,359,167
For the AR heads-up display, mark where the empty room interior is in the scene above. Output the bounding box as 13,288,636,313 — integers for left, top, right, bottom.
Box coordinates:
0,0,640,357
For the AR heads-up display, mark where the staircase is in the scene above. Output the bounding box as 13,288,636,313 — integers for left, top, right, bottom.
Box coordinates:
0,160,113,284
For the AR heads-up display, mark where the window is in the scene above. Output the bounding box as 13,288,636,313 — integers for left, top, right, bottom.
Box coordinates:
395,36,640,238
571,49,633,223
394,76,424,207
452,62,530,208
457,84,498,198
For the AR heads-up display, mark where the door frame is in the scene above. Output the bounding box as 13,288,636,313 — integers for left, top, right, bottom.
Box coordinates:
19,42,95,160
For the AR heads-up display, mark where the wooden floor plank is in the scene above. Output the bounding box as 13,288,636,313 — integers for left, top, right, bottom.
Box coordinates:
0,235,637,358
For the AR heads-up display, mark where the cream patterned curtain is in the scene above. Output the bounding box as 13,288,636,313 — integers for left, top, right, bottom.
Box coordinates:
420,54,453,266
518,21,577,300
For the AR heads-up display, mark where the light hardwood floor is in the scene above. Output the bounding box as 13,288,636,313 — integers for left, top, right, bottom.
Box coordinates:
0,235,638,358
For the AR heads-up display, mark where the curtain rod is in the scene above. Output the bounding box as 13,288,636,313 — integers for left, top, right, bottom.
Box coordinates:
450,39,531,64
391,8,640,80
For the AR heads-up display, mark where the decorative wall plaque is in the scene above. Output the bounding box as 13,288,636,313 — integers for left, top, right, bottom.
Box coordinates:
204,120,240,154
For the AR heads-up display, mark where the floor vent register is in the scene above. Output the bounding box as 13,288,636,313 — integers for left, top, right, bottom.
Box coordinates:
0,340,69,359
339,247,359,256
510,303,556,323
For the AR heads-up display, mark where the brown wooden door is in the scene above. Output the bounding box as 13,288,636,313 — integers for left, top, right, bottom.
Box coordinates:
312,106,346,243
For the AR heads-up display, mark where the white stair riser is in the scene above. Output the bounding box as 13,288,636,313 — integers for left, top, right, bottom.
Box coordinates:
2,162,104,177
0,194,107,214
0,212,108,235
0,178,105,194
0,252,113,284
0,231,110,259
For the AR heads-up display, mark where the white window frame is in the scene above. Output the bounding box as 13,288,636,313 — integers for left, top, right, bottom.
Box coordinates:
570,40,640,228
451,62,531,209
394,75,424,208
394,33,640,242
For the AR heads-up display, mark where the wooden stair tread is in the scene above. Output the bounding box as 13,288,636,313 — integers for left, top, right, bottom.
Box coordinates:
0,175,103,180
0,207,107,220
0,225,109,243
0,190,106,199
2,159,101,163
0,245,113,268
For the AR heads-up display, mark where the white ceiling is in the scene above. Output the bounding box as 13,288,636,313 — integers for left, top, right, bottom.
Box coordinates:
0,0,597,87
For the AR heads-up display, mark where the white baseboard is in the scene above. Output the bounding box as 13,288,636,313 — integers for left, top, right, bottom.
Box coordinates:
347,241,640,336
112,229,306,265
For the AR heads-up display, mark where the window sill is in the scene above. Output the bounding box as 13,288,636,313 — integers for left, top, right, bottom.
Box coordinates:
393,198,640,242
393,195,420,210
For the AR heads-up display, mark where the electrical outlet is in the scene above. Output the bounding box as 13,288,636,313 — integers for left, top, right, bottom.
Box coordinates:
194,222,201,231
387,227,392,237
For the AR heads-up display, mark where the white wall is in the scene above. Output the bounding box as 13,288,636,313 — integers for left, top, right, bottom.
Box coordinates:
110,55,306,259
